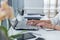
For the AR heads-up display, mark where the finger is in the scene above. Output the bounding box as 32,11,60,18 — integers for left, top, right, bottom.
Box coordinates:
27,20,36,24
27,22,37,26
27,22,34,25
36,23,42,26
36,22,45,26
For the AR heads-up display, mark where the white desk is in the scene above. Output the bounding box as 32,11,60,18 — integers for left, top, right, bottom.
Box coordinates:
8,27,60,40
8,16,60,40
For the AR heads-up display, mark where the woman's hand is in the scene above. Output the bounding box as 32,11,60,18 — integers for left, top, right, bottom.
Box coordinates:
27,20,40,26
27,20,55,29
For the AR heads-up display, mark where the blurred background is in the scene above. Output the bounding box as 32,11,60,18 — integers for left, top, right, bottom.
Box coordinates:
2,0,59,18
0,0,60,40
0,0,59,27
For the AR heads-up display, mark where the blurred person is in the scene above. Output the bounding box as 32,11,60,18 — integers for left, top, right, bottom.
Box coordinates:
0,0,15,27
0,0,14,21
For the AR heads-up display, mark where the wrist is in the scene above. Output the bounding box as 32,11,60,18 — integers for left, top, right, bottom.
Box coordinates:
54,25,60,30
51,25,56,29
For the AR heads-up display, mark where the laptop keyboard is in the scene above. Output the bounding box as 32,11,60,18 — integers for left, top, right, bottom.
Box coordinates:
15,21,39,30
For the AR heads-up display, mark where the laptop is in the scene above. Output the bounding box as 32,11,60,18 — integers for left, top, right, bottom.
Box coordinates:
14,20,39,31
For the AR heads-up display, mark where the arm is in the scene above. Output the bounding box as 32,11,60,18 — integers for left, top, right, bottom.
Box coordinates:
44,24,60,31
54,25,60,30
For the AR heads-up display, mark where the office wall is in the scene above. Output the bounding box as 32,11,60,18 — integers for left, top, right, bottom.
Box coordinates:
12,0,17,16
24,0,44,15
17,0,24,9
12,0,44,15
12,0,24,9
12,0,24,16
24,0,43,9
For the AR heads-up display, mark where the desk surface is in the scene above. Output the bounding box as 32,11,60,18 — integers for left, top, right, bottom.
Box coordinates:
8,16,60,40
8,27,60,40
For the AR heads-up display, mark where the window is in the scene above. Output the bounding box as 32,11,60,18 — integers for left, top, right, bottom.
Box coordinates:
44,0,58,18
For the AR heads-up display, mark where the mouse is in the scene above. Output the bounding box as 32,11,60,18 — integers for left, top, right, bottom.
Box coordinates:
36,37,45,40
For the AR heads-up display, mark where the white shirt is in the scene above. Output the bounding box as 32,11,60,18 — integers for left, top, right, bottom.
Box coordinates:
50,13,60,26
